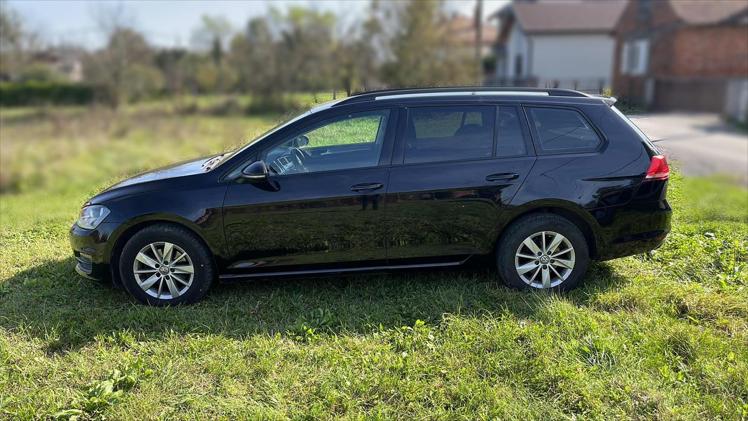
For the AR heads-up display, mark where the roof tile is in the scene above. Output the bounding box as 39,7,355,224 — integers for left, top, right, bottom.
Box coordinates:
513,0,628,33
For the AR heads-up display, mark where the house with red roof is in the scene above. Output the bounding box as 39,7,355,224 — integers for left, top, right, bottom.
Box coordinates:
614,0,748,116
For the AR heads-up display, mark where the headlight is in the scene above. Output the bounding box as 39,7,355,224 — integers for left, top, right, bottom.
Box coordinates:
76,205,110,230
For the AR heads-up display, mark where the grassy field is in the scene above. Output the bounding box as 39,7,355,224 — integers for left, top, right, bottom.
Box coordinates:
1,100,747,419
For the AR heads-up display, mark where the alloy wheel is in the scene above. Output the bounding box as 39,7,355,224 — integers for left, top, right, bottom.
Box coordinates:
132,242,194,299
514,231,575,289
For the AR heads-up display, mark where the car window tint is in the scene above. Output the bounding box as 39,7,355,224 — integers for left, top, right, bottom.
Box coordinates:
528,108,601,152
404,106,495,164
265,110,389,175
497,106,527,157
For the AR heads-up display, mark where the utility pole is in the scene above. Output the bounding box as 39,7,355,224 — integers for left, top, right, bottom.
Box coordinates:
475,0,483,85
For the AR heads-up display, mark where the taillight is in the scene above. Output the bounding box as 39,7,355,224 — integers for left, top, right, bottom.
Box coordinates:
645,155,669,181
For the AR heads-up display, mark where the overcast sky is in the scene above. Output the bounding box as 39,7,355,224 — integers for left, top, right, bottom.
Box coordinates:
8,0,508,50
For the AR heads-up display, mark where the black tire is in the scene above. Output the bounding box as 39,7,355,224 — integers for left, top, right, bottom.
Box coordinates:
119,224,215,305
496,213,590,291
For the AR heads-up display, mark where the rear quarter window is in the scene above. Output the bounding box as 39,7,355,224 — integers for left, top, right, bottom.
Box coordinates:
527,107,601,153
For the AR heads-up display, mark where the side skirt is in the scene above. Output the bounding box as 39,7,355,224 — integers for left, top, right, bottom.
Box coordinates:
218,259,470,282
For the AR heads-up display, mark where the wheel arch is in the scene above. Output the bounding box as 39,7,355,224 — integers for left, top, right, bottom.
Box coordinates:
108,216,217,285
495,201,601,259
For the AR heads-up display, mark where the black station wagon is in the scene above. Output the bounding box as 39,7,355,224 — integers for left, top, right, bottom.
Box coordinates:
70,88,671,305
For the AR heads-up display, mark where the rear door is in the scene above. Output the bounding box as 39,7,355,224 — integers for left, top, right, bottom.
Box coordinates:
385,104,535,263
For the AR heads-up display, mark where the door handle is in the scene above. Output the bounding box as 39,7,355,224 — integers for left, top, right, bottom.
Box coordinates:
350,182,383,192
486,173,519,182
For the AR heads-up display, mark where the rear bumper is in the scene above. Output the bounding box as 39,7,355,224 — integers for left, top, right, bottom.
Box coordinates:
596,201,672,261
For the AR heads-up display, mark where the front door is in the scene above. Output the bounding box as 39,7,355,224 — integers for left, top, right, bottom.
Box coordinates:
222,108,395,274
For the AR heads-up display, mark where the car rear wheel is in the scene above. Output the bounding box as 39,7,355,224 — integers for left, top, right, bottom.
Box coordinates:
119,224,214,305
497,214,590,291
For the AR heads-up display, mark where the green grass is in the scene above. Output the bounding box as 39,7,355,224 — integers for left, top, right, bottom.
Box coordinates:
306,114,384,147
1,101,747,419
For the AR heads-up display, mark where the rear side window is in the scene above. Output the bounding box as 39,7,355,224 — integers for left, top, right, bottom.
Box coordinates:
527,107,601,153
404,106,495,164
497,106,528,157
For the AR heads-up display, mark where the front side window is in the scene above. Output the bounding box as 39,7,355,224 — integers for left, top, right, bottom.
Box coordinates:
264,110,389,175
528,107,601,153
404,106,495,164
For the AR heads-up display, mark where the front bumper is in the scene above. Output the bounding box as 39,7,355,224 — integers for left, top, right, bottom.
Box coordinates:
70,222,120,281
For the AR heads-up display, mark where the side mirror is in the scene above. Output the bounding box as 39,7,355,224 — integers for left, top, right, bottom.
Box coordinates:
241,161,269,181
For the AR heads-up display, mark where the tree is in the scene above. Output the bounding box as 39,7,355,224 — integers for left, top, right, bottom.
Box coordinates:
273,6,337,95
228,17,285,109
191,15,236,93
0,0,40,80
154,48,188,95
84,28,160,106
191,15,233,64
379,0,476,88
333,0,387,95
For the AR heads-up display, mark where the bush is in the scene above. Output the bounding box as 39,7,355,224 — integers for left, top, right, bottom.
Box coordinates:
0,82,96,106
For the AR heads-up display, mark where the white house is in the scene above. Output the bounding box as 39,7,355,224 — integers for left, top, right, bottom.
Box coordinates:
490,0,627,93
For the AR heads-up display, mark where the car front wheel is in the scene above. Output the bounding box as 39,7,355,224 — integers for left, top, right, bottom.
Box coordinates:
119,224,214,305
497,214,590,291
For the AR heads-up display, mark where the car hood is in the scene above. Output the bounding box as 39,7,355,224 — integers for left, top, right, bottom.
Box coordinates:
111,156,212,189
89,156,212,204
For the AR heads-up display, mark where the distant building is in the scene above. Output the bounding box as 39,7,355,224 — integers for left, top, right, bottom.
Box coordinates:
614,0,748,118
30,47,84,82
489,0,627,92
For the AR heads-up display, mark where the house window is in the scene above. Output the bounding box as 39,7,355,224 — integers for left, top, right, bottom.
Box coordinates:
620,39,649,76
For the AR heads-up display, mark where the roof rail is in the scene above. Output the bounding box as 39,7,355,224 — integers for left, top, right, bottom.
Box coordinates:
586,93,618,106
334,87,589,106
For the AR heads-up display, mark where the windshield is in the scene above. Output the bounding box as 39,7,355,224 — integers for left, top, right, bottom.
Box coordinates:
206,110,310,170
208,98,346,170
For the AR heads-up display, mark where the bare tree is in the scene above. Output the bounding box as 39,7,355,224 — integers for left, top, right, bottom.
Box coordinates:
0,0,41,80
191,15,233,66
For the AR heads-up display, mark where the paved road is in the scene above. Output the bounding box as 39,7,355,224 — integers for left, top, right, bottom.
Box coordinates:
629,113,748,186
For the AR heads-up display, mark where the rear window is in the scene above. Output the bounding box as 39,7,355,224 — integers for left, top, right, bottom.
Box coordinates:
528,107,601,153
404,106,495,164
611,105,661,156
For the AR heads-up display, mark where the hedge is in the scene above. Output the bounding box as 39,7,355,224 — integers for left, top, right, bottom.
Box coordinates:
0,82,96,106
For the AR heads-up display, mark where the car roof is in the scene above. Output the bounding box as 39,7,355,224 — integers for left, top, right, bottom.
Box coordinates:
332,87,613,107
